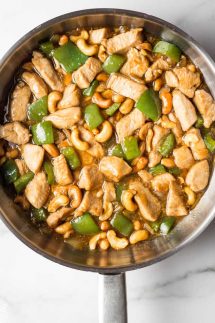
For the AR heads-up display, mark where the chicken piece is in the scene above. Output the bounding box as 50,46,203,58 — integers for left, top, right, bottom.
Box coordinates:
0,122,30,145
78,126,104,158
166,181,188,216
46,207,73,228
138,170,153,187
102,181,116,203
22,71,48,99
145,57,170,82
107,73,147,101
15,159,28,176
183,128,209,160
44,107,81,129
99,156,132,182
172,90,197,131
151,173,175,192
193,89,215,128
129,179,161,221
148,151,162,167
173,146,195,169
106,28,143,54
89,28,108,44
78,164,103,190
72,57,101,89
25,172,50,209
32,51,64,92
120,48,149,78
58,84,81,109
10,82,31,121
152,125,169,149
165,67,201,98
185,160,209,192
116,108,145,142
74,190,103,217
53,154,73,185
22,144,44,174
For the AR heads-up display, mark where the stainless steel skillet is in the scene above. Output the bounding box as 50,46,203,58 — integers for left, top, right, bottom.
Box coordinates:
1,9,215,323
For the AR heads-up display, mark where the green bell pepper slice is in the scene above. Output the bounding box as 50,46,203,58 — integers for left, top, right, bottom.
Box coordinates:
115,183,128,202
61,146,81,170
83,80,99,96
71,213,100,235
84,104,104,130
32,207,47,222
102,54,126,74
153,40,181,63
204,132,215,152
43,161,55,185
195,115,204,129
110,144,125,158
149,220,161,233
110,212,133,237
149,164,166,176
136,89,161,121
52,41,88,73
28,96,48,122
158,133,176,157
39,41,54,56
105,103,121,116
168,167,181,176
1,159,20,184
160,216,176,234
31,121,54,145
122,136,140,160
14,171,34,193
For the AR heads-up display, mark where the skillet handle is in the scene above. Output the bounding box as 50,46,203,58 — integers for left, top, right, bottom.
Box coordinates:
98,273,127,323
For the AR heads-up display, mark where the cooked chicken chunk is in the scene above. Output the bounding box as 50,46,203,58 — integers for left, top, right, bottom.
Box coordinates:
102,181,116,203
165,67,201,98
89,28,108,44
32,51,64,92
46,207,72,228
74,190,103,217
44,107,81,129
138,170,153,187
152,125,169,149
172,90,197,131
78,164,103,190
53,154,73,185
0,122,30,145
72,57,101,89
116,108,145,142
10,82,31,121
99,156,132,182
166,181,188,216
148,150,162,167
58,84,81,109
183,128,209,160
145,57,170,82
22,144,44,174
78,126,104,158
193,89,215,128
185,160,209,192
15,159,28,176
120,48,149,78
22,71,48,99
25,172,50,209
106,28,143,54
151,173,175,192
173,146,195,169
129,179,161,221
107,73,147,101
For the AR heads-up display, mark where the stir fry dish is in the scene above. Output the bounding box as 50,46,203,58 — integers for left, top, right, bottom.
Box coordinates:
1,26,215,251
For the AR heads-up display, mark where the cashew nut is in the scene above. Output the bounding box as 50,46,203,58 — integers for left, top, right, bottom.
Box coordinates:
100,221,110,231
55,221,72,235
6,148,19,159
161,158,176,168
161,116,176,129
95,82,106,92
112,93,125,103
184,186,196,206
78,150,94,166
121,189,137,212
95,121,113,143
98,44,108,62
146,128,154,153
132,157,148,173
71,127,90,151
70,30,89,43
43,144,60,157
48,195,69,213
153,77,163,92
139,122,153,140
89,232,107,250
96,72,109,82
48,91,62,113
160,89,173,115
76,38,98,56
133,220,141,231
107,230,128,250
119,98,134,114
52,184,69,196
68,185,82,208
99,202,113,221
99,238,110,250
59,35,69,46
129,230,149,244
92,92,112,108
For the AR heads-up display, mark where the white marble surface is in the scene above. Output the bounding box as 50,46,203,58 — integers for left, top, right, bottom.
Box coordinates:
1,0,215,322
